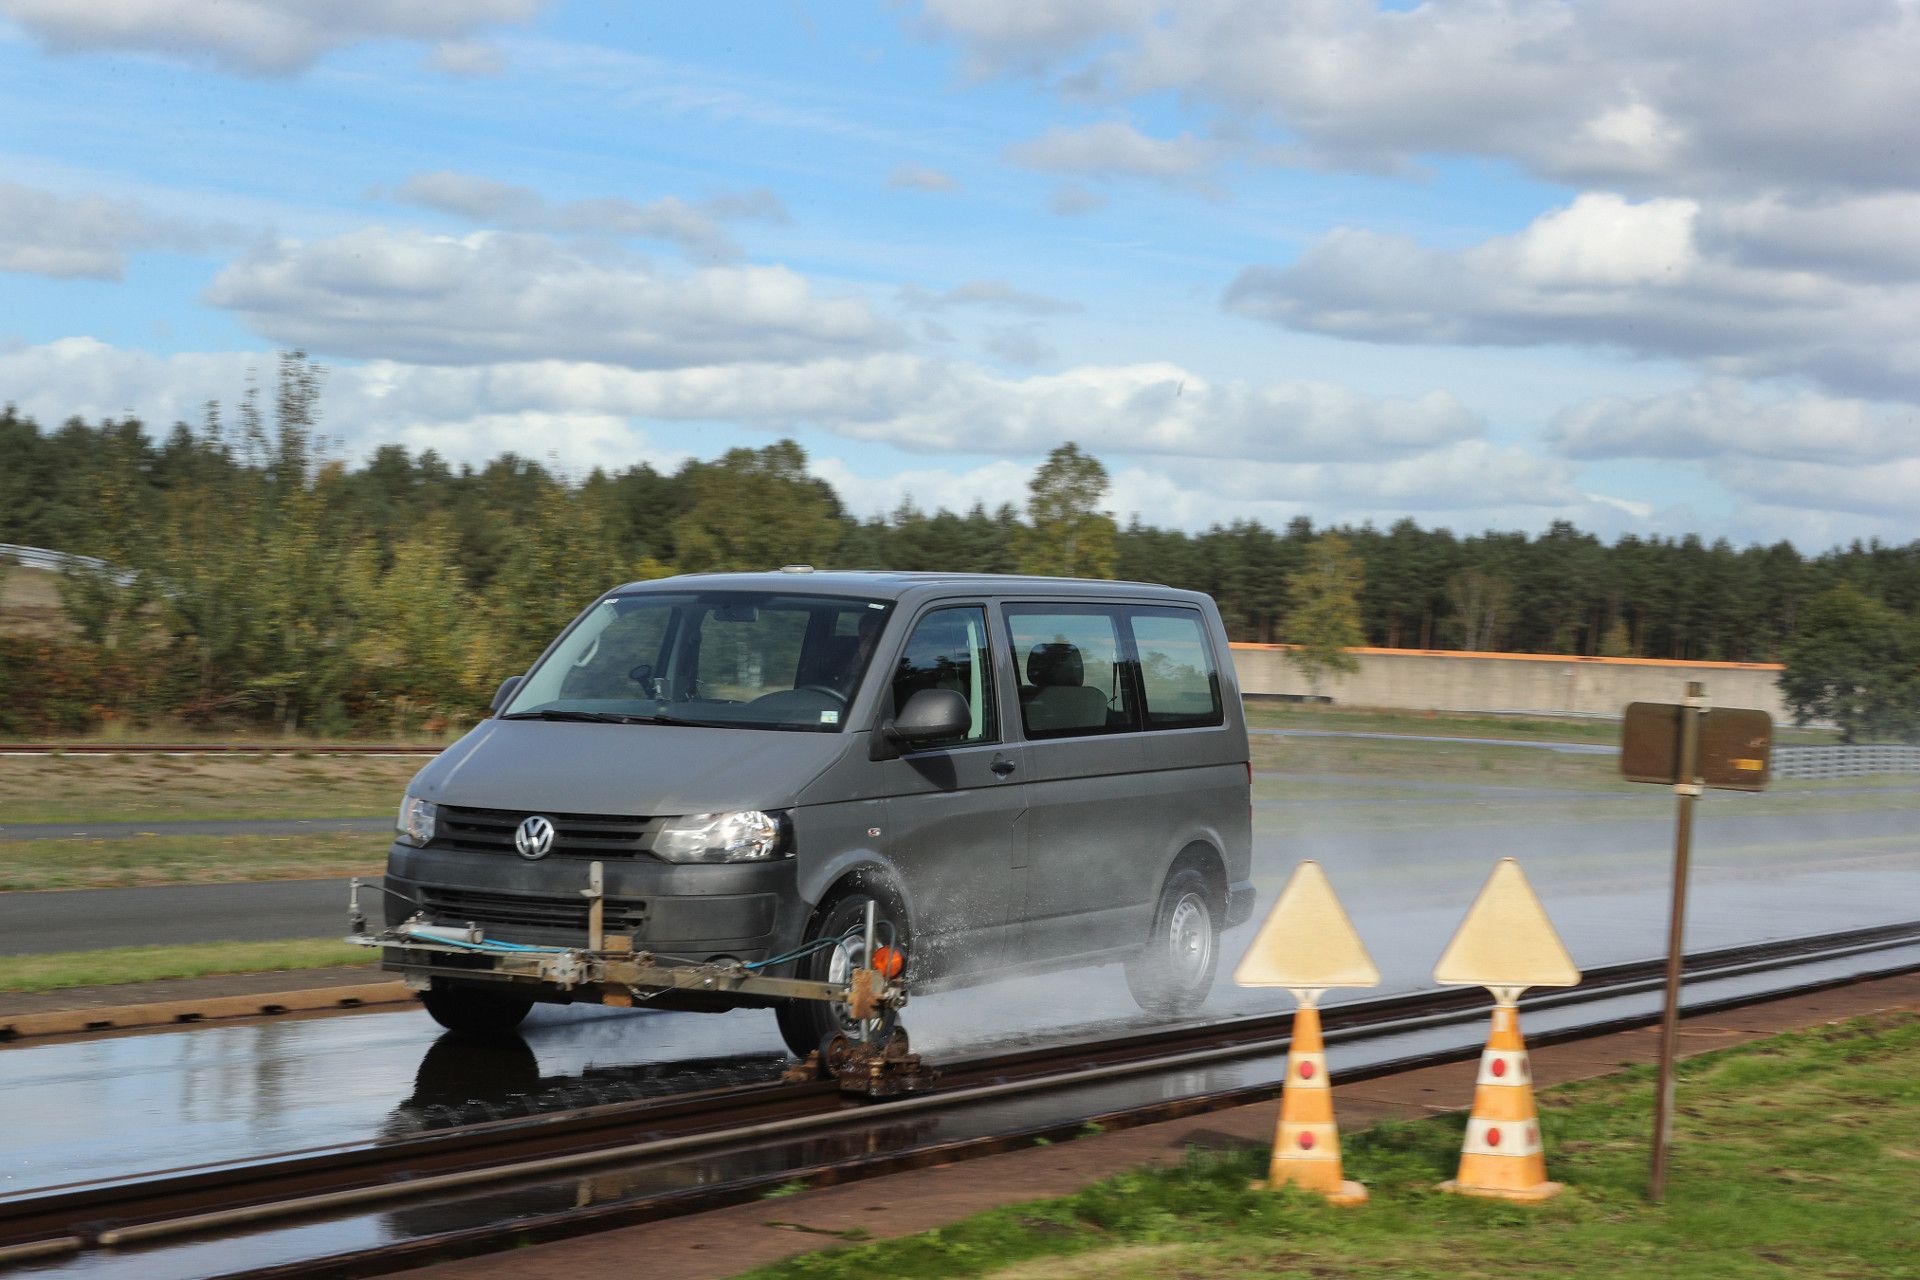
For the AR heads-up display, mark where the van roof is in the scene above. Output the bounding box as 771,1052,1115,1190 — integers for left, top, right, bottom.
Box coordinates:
609,568,1210,605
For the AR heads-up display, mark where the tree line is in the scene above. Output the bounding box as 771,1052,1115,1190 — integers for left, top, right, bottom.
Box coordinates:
2,353,1917,737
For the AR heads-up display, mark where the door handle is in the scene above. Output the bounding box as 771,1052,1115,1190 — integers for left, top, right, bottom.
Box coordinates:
990,756,1017,777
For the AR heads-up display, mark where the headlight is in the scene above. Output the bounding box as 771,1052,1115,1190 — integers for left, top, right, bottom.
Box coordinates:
396,794,437,847
652,810,786,863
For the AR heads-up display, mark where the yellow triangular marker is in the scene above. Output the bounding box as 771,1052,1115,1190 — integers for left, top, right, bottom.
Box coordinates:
1234,861,1380,989
1433,859,1581,990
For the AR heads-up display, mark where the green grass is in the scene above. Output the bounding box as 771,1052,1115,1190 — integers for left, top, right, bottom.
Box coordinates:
0,938,375,993
0,832,386,892
739,1011,1920,1280
0,753,421,824
1250,730,1630,791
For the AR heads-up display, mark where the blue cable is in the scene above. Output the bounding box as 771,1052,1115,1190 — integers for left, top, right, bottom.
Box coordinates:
404,931,569,955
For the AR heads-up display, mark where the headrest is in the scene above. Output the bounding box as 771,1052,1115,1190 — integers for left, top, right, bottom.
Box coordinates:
801,635,862,686
1027,642,1084,688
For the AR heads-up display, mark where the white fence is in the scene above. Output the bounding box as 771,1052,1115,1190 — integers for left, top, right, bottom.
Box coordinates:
1772,744,1920,779
0,543,138,587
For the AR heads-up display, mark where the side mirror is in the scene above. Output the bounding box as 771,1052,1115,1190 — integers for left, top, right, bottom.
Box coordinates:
887,688,970,747
490,676,524,716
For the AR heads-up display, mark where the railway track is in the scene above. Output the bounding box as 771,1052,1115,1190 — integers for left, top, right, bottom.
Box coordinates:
3,919,1916,1278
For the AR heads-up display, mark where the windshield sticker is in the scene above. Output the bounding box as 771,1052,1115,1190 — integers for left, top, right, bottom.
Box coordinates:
820,710,840,724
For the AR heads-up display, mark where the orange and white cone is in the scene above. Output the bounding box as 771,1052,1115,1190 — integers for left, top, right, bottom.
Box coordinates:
1261,1004,1367,1205
1439,1004,1562,1201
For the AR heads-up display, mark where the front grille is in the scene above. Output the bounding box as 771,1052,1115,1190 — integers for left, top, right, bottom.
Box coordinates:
433,805,660,858
419,886,648,937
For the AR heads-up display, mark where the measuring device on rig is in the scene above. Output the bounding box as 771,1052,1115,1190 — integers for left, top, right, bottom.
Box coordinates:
1619,682,1772,1202
345,873,933,1097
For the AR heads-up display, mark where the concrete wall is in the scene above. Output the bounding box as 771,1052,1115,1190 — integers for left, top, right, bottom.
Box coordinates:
1230,645,1790,720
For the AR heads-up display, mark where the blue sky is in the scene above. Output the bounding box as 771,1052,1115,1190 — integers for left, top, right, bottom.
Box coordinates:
4,1,1918,549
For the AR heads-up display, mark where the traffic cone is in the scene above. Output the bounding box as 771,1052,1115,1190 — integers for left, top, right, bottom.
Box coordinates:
1260,1003,1367,1205
1439,1003,1562,1201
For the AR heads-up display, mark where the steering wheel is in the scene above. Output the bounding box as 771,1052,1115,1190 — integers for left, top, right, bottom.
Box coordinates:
795,685,849,704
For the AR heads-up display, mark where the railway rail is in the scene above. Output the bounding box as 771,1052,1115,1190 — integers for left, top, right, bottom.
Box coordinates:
3,919,1916,1278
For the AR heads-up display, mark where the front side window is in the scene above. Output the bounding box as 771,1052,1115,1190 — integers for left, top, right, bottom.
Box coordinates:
1129,608,1223,728
891,605,997,749
1005,605,1137,738
502,592,892,732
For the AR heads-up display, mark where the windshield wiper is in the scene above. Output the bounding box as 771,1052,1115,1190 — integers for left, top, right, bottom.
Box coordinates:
500,709,654,724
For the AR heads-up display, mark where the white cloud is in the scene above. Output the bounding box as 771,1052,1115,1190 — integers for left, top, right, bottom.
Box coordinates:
1047,182,1107,216
1006,121,1223,183
0,338,1479,469
983,327,1057,368
1698,194,1920,283
393,171,540,223
898,278,1082,315
0,338,264,425
10,336,1911,540
390,170,788,262
202,228,896,368
920,0,1920,198
811,456,1030,519
0,182,213,279
427,38,505,76
342,353,1480,466
1551,381,1920,466
0,0,546,76
385,410,685,477
1721,457,1920,521
1225,191,1920,399
916,0,1159,78
886,166,960,192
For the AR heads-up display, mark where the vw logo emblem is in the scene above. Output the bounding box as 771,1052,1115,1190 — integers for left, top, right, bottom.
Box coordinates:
514,815,557,860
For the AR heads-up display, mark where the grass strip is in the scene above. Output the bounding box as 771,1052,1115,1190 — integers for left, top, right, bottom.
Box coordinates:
1242,702,1842,746
741,1010,1920,1280
0,938,374,993
0,832,385,892
0,754,418,826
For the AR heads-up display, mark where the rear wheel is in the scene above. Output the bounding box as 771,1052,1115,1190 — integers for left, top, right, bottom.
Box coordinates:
420,982,534,1037
774,885,907,1058
1124,867,1220,1018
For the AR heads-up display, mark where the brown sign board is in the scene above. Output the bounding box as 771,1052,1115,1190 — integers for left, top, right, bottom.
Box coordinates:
1620,703,1773,791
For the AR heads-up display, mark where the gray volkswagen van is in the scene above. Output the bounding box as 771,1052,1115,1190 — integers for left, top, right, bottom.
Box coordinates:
383,569,1253,1052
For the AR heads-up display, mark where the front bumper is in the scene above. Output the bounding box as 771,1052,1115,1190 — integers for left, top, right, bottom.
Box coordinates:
382,840,812,967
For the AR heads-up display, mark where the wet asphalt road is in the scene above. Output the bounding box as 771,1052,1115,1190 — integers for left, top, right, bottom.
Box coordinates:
3,795,1912,954
0,879,357,956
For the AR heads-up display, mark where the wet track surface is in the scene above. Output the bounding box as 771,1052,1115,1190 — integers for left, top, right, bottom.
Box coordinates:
5,779,1916,1204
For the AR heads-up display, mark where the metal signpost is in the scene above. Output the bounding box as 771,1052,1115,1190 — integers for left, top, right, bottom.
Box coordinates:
1619,682,1773,1201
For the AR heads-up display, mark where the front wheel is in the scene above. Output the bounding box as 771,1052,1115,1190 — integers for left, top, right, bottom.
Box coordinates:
420,982,534,1037
1123,868,1220,1018
774,885,908,1058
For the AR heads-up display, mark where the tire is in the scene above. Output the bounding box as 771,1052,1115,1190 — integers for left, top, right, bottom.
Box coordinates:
420,982,534,1037
774,884,908,1058
1123,867,1220,1018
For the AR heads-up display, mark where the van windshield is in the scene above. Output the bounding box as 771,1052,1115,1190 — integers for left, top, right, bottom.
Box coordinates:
499,592,893,732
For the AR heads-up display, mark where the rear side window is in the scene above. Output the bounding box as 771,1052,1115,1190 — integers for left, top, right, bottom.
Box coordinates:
1128,608,1223,729
892,606,997,748
1005,605,1138,738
